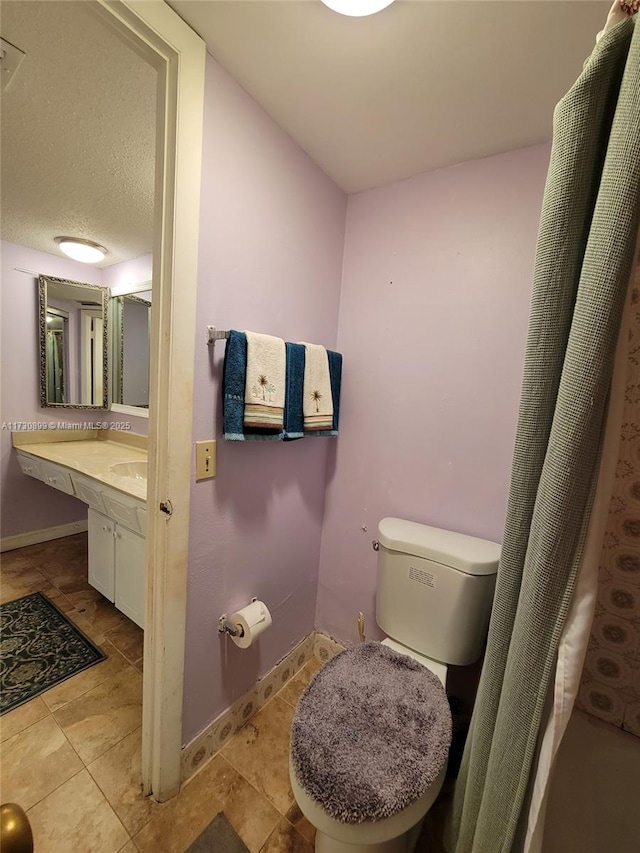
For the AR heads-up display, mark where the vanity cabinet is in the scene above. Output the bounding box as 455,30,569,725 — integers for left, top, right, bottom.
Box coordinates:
16,449,147,630
88,511,116,601
88,509,146,629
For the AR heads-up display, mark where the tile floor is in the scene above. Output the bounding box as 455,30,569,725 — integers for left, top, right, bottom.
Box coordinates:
1,533,448,852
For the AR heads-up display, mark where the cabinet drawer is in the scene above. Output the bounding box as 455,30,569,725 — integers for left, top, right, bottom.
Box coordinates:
17,453,44,482
39,461,75,496
71,473,107,512
102,491,143,534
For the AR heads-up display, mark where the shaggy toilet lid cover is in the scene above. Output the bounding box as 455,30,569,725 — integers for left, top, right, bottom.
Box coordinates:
290,642,452,824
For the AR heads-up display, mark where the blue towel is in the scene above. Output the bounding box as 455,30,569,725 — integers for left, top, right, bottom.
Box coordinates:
223,332,341,441
308,350,342,437
283,343,305,441
223,331,282,441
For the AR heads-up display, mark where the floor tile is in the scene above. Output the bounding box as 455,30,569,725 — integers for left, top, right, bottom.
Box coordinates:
42,638,128,713
0,564,51,604
23,533,87,572
133,754,280,853
27,768,129,853
44,586,81,614
277,659,322,708
20,540,89,593
0,696,49,743
1,550,38,572
105,619,144,664
88,727,157,836
47,563,93,595
54,666,143,764
0,714,83,810
260,816,314,853
222,695,296,814
68,611,113,643
284,803,316,844
66,588,134,635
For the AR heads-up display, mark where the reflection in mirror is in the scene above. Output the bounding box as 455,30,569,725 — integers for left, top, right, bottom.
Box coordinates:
38,275,109,408
111,289,151,410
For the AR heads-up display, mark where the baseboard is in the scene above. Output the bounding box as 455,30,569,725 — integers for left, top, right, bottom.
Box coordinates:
0,520,88,552
181,630,346,784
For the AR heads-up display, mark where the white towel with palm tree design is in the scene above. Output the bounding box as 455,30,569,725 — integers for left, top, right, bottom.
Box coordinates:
301,343,333,430
243,331,286,429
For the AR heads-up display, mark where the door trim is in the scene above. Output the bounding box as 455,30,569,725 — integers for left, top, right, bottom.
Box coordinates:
93,0,205,801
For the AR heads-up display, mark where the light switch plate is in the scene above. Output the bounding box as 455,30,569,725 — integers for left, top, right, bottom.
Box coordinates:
195,440,216,481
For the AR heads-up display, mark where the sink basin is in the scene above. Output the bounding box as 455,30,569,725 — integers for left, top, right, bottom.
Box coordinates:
108,461,147,480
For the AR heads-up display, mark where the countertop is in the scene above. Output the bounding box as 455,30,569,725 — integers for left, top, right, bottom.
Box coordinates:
15,439,147,502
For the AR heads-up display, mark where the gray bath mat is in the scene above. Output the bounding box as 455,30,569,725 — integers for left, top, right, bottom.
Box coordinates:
291,641,452,823
185,812,249,853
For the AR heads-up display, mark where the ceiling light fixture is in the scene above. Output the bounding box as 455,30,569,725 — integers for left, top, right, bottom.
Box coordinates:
320,0,395,17
54,237,107,264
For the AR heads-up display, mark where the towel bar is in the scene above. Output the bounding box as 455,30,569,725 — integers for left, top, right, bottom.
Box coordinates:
207,326,230,346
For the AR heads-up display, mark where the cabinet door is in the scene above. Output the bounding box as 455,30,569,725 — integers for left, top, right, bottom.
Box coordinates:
88,509,115,602
115,525,146,629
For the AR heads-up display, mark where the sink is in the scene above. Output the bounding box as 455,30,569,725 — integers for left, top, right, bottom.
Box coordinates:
108,461,147,480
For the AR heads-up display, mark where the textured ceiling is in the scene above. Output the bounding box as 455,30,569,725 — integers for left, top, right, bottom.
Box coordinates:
170,0,611,193
0,0,157,267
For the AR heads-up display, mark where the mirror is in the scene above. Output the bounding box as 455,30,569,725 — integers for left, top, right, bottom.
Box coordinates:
38,274,109,408
111,284,152,411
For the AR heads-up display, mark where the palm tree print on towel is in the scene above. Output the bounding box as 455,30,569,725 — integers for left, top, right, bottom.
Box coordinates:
252,375,276,403
311,390,322,412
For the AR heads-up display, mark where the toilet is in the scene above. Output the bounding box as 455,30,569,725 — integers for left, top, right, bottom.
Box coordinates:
290,517,500,853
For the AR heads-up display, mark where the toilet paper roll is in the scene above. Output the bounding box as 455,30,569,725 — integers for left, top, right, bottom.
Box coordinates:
229,600,272,649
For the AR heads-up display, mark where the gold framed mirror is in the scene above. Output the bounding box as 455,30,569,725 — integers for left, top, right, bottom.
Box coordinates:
38,274,109,408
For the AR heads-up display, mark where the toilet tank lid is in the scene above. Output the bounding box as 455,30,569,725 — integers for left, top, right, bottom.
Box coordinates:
378,518,501,576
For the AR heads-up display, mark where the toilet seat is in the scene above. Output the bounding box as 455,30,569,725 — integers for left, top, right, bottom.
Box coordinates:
290,753,446,848
290,642,452,828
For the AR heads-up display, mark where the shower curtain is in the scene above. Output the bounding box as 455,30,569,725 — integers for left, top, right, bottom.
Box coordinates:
447,9,640,853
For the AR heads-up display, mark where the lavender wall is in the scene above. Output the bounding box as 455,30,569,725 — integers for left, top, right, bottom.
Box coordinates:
1,244,153,539
0,242,103,538
182,55,346,742
101,255,152,293
315,143,551,646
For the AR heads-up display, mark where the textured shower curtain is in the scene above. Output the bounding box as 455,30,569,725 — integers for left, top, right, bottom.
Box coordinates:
447,13,640,853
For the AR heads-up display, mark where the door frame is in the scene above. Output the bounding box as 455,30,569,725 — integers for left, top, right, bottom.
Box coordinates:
93,0,205,801
80,308,103,405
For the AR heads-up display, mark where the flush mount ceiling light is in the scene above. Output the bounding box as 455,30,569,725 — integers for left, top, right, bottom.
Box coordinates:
54,236,107,264
320,0,395,17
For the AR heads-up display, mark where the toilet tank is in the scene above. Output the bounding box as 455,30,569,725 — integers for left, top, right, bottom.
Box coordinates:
376,518,500,666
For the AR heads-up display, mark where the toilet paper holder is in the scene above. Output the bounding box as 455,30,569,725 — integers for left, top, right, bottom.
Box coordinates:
218,597,258,638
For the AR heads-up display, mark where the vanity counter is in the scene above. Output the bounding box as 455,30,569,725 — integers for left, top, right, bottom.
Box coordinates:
13,429,148,628
12,430,147,501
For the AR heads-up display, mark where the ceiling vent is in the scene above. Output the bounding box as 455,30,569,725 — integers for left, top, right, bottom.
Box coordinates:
0,38,26,91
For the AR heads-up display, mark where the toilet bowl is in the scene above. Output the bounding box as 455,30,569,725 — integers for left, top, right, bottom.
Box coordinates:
290,641,452,853
290,753,446,853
